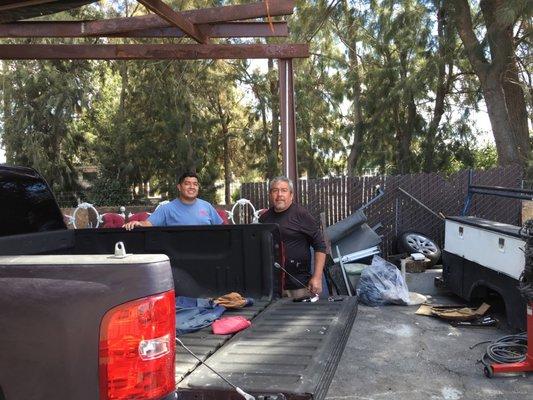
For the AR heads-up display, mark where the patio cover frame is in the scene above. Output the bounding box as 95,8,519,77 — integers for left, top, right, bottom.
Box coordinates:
0,0,305,187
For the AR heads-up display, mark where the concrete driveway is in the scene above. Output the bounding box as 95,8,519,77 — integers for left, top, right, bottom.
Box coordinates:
326,273,532,400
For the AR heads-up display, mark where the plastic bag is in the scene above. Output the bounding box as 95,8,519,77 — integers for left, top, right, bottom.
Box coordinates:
357,255,409,306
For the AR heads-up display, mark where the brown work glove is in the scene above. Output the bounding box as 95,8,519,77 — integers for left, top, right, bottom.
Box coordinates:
213,292,248,309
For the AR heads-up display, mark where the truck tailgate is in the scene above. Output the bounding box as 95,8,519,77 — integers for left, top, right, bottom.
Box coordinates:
177,297,357,400
175,299,271,382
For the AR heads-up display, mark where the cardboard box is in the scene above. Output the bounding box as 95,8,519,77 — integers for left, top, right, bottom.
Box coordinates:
522,200,533,224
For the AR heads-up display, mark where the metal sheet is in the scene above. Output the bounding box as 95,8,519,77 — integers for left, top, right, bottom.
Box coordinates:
0,0,95,23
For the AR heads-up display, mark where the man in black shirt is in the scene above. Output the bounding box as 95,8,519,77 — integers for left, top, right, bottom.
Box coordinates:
259,176,326,297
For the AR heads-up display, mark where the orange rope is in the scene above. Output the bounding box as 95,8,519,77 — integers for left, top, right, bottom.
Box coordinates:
265,0,275,33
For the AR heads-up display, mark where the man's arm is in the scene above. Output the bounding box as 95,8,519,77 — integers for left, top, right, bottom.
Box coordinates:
123,219,153,231
308,251,326,294
296,206,327,295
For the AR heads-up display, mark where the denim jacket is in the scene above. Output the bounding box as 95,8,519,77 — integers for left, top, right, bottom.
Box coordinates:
176,296,225,335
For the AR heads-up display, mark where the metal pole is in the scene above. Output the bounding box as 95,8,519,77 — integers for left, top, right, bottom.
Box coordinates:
398,187,445,220
278,58,298,196
336,245,353,296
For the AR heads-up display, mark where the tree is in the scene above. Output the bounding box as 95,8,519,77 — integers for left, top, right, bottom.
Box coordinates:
447,0,530,166
0,5,104,192
1,59,96,191
422,0,456,171
232,59,282,180
291,0,347,178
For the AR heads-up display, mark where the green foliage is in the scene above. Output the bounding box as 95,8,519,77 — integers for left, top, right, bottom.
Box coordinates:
0,0,528,206
472,144,499,170
87,173,132,207
1,59,96,191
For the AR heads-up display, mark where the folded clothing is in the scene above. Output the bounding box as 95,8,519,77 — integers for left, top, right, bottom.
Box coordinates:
213,292,254,309
176,296,225,335
212,316,251,335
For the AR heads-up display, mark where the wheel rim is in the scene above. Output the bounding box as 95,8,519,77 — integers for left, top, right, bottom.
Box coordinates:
405,234,438,256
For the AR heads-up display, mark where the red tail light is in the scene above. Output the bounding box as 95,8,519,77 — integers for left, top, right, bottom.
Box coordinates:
99,290,176,400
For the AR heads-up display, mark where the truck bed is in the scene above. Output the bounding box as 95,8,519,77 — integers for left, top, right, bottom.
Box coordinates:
0,224,358,400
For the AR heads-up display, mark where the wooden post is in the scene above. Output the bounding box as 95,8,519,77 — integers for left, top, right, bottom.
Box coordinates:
278,58,298,196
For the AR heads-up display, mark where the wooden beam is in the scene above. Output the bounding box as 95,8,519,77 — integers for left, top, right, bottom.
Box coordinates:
52,0,294,36
136,0,206,43
0,21,288,38
114,22,288,39
0,44,309,60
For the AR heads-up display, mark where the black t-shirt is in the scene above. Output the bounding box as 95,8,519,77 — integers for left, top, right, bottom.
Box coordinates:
259,203,326,289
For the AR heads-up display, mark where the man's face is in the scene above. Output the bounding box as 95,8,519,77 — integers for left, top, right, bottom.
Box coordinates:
269,181,293,212
177,177,199,201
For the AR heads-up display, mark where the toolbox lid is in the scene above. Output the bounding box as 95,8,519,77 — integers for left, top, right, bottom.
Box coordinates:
446,216,522,238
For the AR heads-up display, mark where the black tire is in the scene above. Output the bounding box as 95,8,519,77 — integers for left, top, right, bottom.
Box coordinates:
483,365,494,378
398,231,441,266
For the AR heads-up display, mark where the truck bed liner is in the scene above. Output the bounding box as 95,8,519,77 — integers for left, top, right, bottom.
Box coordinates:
177,297,358,400
176,299,271,381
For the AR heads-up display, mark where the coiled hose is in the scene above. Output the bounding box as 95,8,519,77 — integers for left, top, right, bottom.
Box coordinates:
480,333,528,366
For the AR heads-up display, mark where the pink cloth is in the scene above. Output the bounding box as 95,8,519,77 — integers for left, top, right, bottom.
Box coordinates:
212,316,251,335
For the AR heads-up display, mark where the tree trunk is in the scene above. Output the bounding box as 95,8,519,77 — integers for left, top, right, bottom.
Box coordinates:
423,2,452,172
480,73,519,164
214,97,232,205
119,63,128,118
184,105,195,170
499,34,530,164
346,40,365,176
480,0,529,164
448,0,528,166
222,122,231,205
394,51,416,175
342,0,365,177
303,129,318,178
259,97,269,157
394,96,416,175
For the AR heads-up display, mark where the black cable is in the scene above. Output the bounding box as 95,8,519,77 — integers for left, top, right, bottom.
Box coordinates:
478,333,528,368
273,262,318,300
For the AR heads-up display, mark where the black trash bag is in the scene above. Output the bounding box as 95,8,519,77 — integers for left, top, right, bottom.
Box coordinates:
357,255,409,306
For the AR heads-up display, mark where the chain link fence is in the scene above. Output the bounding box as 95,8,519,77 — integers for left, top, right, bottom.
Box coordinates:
241,166,525,256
